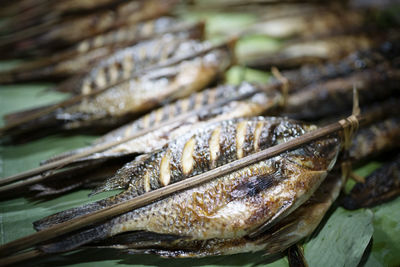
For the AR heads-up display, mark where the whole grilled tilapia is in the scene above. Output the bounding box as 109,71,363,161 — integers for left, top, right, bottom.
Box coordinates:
34,117,340,253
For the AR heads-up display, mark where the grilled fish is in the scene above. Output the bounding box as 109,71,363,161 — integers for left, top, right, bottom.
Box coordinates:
283,66,400,120
0,0,121,35
239,8,365,39
42,82,281,165
3,41,233,141
92,173,342,258
270,47,396,93
0,18,204,83
33,116,340,254
343,154,400,209
241,33,387,69
349,117,400,163
54,35,210,94
0,0,178,57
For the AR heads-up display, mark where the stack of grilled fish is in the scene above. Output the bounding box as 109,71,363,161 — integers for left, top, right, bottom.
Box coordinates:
0,0,399,263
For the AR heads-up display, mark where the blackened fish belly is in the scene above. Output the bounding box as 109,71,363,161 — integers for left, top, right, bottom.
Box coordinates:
34,117,340,255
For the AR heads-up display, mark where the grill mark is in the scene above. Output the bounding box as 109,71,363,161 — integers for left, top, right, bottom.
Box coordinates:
188,94,197,111
159,150,172,187
161,104,170,122
174,99,183,116
181,138,196,175
243,124,254,157
201,89,209,106
259,123,279,150
236,121,248,159
149,109,157,127
209,127,221,168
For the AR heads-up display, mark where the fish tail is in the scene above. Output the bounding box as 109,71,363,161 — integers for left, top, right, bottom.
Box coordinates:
40,224,111,253
33,192,130,231
1,105,64,143
33,201,106,231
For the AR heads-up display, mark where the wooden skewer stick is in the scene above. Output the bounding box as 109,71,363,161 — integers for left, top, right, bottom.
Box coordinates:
0,113,363,259
0,39,235,134
0,86,268,189
0,249,44,267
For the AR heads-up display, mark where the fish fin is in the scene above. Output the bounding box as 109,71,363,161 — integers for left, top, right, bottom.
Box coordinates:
53,73,86,94
249,201,297,238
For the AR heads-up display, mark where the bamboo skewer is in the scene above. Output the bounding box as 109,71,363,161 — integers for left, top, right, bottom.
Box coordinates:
0,112,363,260
0,249,44,267
0,86,267,190
0,39,235,135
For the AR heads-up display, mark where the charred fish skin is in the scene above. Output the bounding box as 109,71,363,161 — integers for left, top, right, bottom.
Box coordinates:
343,154,400,210
243,33,383,69
36,130,339,253
283,66,400,120
272,47,396,92
349,117,400,163
97,174,342,258
34,117,339,236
